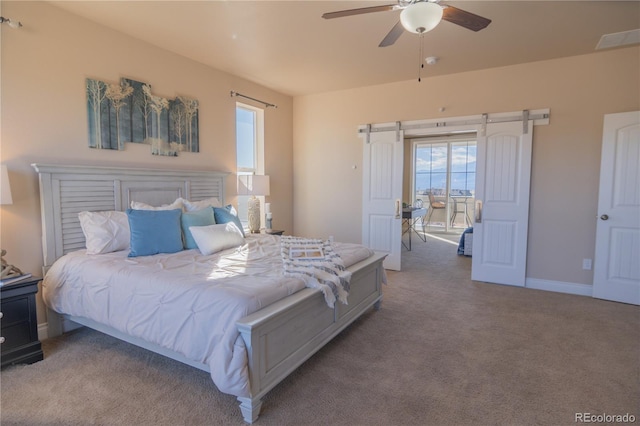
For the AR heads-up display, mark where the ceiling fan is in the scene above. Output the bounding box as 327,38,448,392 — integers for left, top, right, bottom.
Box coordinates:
322,0,491,47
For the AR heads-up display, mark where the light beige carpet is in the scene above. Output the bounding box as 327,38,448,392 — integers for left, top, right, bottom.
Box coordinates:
2,236,638,425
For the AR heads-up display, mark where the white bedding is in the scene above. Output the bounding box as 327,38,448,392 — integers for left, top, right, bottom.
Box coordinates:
42,234,373,398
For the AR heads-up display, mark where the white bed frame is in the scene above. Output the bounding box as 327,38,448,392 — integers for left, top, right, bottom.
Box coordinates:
32,163,386,423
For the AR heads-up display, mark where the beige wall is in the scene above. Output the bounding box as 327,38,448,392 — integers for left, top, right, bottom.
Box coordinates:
0,2,293,324
293,46,640,286
2,1,638,329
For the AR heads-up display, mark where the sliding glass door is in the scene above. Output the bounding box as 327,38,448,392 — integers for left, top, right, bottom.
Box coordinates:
413,138,476,232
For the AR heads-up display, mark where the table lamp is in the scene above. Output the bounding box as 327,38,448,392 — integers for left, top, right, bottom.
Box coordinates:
237,174,270,233
1,164,24,279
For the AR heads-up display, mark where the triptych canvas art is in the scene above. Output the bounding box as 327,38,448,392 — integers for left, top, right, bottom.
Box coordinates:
86,77,199,156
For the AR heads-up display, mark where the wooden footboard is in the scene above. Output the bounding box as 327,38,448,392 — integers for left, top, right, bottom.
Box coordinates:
236,252,386,423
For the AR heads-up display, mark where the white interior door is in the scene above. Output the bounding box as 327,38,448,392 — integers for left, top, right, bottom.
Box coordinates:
472,120,533,286
362,130,403,270
593,111,640,305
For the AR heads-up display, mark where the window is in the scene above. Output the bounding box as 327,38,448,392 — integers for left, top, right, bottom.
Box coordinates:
236,103,264,223
415,142,448,197
413,138,476,229
450,141,476,197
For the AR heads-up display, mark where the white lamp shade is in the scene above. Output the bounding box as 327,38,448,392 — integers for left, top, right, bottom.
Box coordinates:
1,164,13,205
237,175,270,196
400,2,443,34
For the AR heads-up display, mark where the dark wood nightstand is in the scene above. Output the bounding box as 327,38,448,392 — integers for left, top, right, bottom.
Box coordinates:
263,229,284,236
1,276,44,368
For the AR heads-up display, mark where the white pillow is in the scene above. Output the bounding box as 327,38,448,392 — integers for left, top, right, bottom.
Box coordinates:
78,211,130,254
181,197,222,212
189,223,245,255
130,198,184,211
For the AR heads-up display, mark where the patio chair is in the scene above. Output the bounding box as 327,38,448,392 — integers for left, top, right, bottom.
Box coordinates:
426,192,446,226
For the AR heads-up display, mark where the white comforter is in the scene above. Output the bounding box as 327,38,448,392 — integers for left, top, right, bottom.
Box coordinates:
42,234,373,398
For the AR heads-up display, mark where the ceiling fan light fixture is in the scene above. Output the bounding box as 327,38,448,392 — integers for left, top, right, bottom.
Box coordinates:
400,2,443,34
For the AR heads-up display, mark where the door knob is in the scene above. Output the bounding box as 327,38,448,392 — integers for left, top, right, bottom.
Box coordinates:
600,214,609,220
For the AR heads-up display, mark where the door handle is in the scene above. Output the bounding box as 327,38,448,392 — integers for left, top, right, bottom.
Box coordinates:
475,200,482,223
600,214,609,221
395,199,401,219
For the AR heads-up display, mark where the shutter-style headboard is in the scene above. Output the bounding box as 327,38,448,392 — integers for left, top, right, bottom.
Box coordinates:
32,164,228,269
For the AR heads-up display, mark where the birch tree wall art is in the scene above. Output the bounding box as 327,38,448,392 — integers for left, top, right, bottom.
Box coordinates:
86,77,199,156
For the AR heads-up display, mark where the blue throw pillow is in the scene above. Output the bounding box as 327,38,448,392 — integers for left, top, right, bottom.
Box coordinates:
213,206,245,237
126,208,183,257
181,207,216,249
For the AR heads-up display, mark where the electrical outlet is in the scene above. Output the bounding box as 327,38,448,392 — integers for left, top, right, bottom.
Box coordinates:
582,258,592,270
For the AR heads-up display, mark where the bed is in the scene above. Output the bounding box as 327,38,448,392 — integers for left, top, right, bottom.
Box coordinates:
33,163,386,423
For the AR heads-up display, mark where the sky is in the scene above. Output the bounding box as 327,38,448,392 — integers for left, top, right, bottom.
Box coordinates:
415,141,476,195
236,107,255,170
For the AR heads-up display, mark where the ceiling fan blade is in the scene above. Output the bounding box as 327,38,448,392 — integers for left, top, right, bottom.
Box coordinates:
379,20,405,47
322,4,401,20
442,5,491,32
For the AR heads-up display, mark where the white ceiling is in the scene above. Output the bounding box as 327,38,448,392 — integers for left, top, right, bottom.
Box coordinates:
49,1,640,97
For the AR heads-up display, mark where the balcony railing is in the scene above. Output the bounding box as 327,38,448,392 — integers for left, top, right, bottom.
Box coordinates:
415,192,474,231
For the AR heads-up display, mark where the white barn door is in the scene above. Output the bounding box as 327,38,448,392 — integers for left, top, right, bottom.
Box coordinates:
362,130,403,271
472,120,533,286
593,111,640,305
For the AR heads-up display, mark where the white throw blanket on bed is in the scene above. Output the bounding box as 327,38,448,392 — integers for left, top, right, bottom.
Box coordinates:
280,236,351,308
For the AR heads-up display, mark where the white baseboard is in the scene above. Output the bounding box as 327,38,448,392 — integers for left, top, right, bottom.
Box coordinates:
38,317,82,341
38,323,49,341
525,278,593,297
